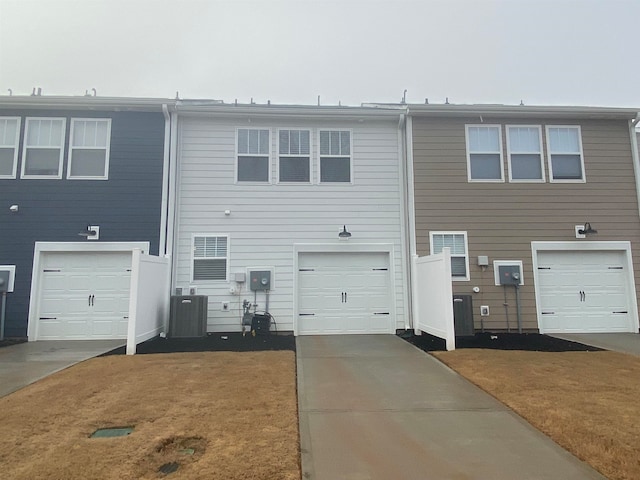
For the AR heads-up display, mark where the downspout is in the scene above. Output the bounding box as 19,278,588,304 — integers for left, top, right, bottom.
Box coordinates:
405,113,418,332
397,112,412,331
629,115,640,334
166,110,180,293
160,104,171,256
630,115,640,220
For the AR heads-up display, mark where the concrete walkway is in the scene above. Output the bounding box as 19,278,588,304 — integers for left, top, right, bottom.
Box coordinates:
297,335,605,480
551,332,640,356
0,340,124,397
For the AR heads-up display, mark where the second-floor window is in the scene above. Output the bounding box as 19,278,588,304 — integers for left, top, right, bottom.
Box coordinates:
237,128,270,182
319,130,351,183
546,126,585,182
68,119,111,179
22,117,66,179
465,125,504,182
0,117,20,179
278,129,310,182
506,126,544,182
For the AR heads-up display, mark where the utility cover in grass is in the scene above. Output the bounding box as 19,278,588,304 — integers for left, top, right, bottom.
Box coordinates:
90,427,134,438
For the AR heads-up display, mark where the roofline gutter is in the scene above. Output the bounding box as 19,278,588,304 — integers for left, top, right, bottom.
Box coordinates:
174,103,403,119
406,104,639,120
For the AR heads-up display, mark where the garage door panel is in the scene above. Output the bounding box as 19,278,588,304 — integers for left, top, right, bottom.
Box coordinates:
36,251,131,340
297,252,393,335
537,250,635,333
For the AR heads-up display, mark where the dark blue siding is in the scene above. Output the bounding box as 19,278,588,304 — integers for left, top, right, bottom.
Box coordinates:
0,109,165,337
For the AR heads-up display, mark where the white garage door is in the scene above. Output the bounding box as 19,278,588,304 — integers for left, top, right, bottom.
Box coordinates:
537,250,635,333
297,252,392,335
36,252,132,340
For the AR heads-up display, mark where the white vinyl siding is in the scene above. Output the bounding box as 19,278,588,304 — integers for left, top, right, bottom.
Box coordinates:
237,128,270,182
278,129,311,183
466,125,504,182
0,117,20,178
192,235,229,281
174,116,407,333
21,117,66,179
319,130,351,183
546,126,585,182
430,232,469,281
68,119,111,180
506,125,544,182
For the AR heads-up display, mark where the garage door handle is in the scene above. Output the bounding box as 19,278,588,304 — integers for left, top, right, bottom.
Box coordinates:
299,313,315,316
374,312,390,315
613,311,628,314
39,317,57,320
541,312,555,315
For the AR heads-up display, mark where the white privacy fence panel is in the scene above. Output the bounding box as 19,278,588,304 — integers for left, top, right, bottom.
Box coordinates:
127,249,171,355
413,248,455,350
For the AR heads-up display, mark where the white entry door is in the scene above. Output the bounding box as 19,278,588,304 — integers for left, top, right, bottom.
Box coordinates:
36,251,132,340
297,252,392,335
536,250,635,333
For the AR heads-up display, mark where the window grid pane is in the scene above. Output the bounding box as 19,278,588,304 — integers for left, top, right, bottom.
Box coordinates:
468,126,500,152
193,236,228,281
508,127,540,153
0,119,18,146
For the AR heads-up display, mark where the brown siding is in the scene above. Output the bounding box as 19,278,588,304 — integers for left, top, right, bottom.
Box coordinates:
412,116,640,332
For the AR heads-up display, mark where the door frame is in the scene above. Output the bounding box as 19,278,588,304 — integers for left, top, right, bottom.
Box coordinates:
28,242,150,341
293,243,397,335
531,241,639,333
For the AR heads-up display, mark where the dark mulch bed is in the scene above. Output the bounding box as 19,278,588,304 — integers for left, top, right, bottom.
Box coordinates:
0,338,27,349
101,332,296,356
404,332,605,352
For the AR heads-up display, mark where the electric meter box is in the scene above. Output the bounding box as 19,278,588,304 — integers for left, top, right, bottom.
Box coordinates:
0,270,9,293
498,265,521,285
250,270,271,291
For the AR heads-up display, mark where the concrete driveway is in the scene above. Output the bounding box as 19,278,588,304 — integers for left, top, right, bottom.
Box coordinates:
551,332,640,356
0,340,124,397
297,335,605,480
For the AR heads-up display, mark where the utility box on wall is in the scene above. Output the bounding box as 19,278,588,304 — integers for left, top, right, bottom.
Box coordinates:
250,270,271,291
498,265,521,285
453,295,474,336
169,295,208,338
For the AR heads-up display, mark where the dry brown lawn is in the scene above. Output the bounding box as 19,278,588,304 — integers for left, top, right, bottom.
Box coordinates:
433,349,640,480
0,352,300,480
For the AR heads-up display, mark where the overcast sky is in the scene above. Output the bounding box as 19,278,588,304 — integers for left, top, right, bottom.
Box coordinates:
0,0,638,107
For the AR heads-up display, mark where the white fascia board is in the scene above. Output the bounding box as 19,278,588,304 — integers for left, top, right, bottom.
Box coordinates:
0,96,173,111
406,104,639,120
175,103,404,120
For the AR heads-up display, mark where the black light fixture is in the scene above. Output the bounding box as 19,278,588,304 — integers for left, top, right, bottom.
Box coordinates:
578,222,598,235
338,225,352,240
78,225,99,239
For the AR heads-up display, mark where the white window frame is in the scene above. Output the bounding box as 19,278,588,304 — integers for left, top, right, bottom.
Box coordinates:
506,125,545,183
429,231,470,281
318,129,353,184
545,125,586,183
277,128,312,184
465,124,504,183
191,234,230,283
67,118,111,180
235,128,271,184
0,117,21,179
21,117,66,179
